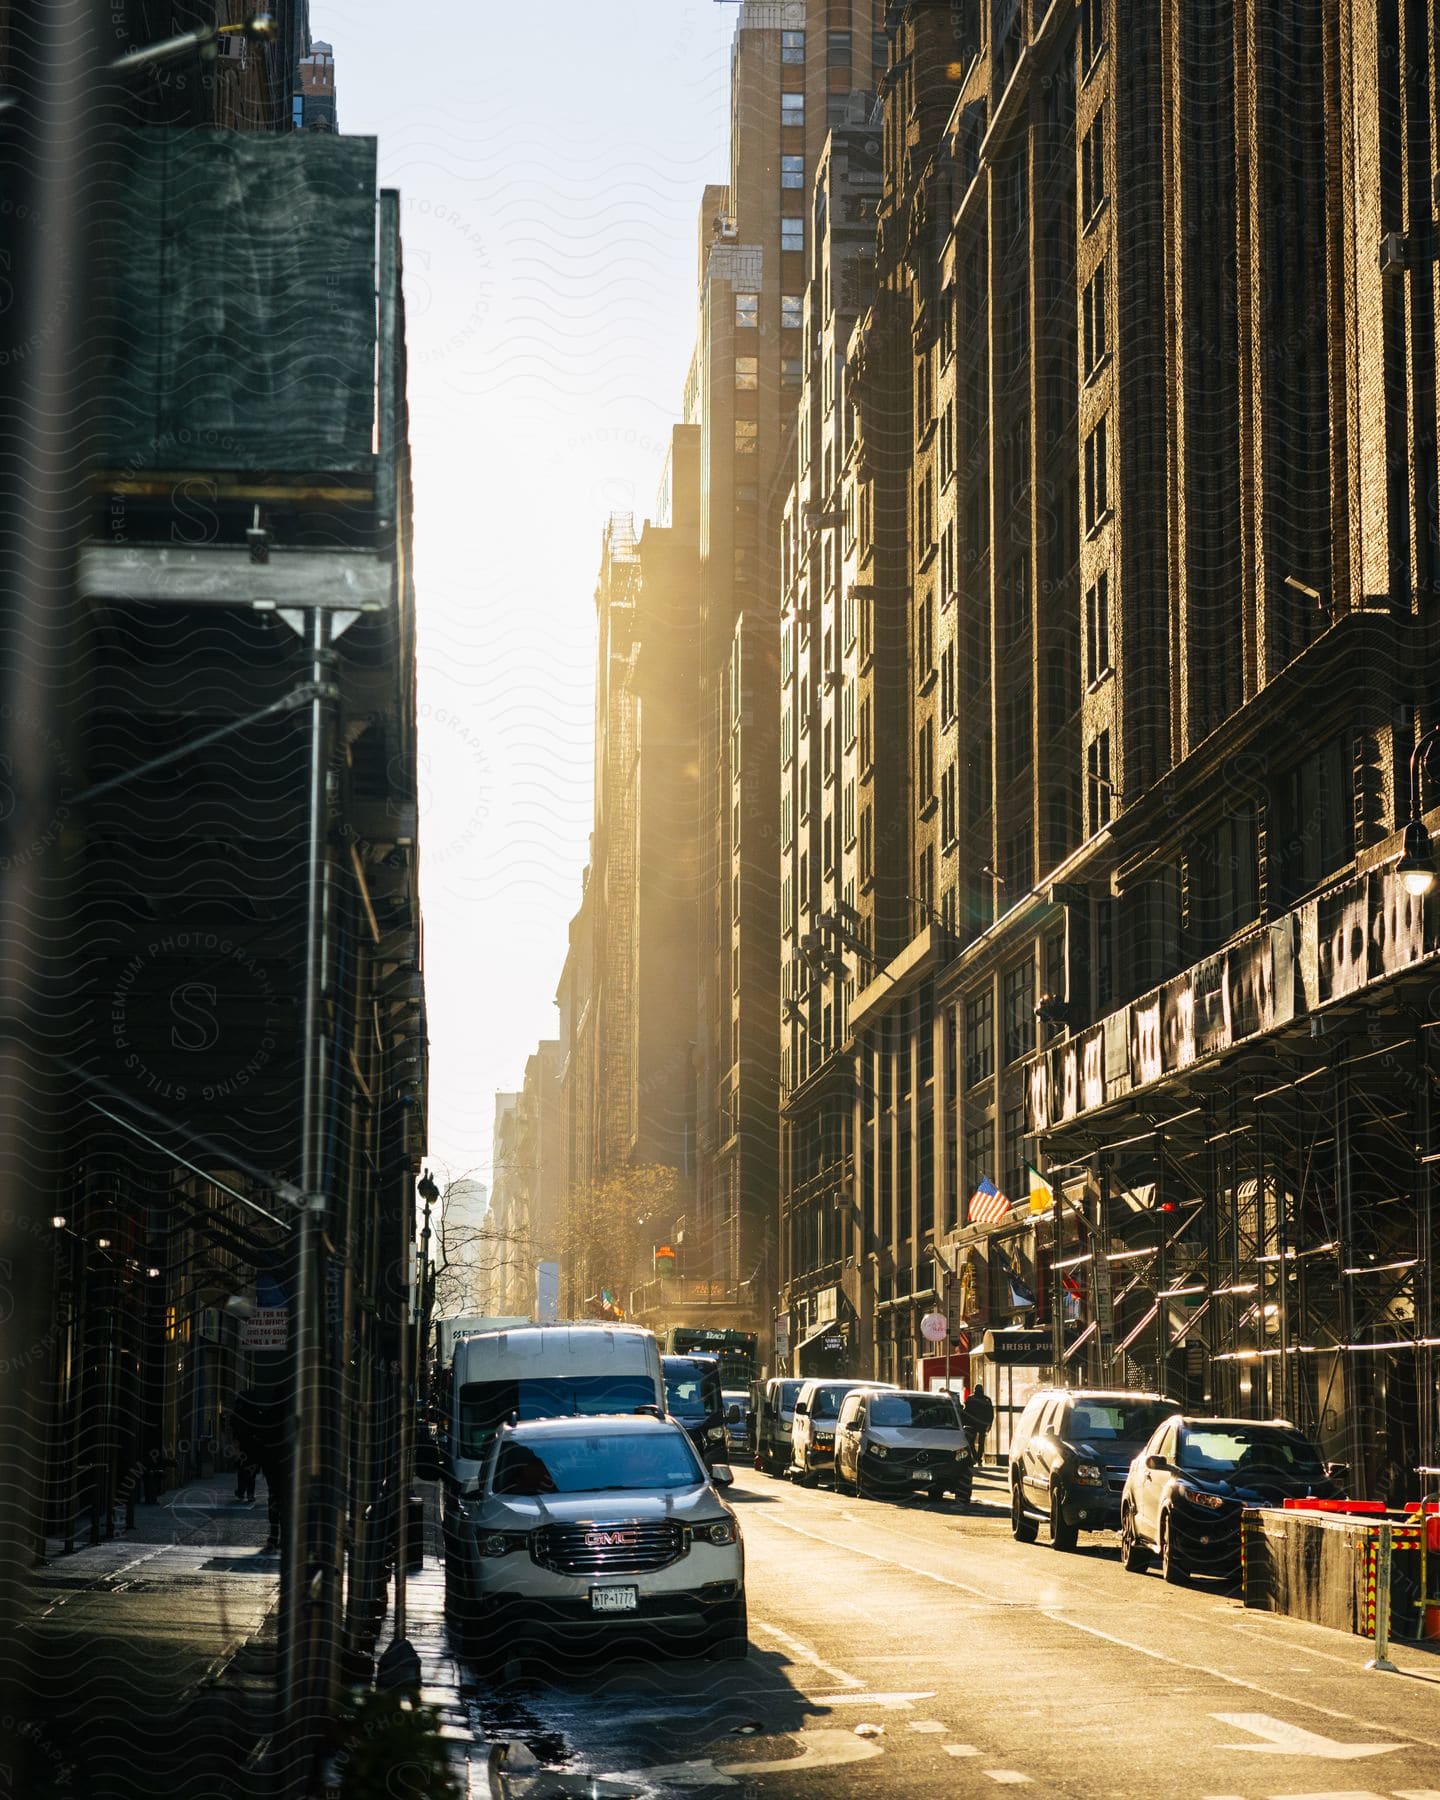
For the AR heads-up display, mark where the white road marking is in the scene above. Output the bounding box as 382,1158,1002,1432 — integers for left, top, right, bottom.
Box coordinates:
1214,1715,1402,1760
983,1772,1033,1785
808,1691,935,1709
752,1620,862,1689
754,1511,1440,1756
908,1720,946,1733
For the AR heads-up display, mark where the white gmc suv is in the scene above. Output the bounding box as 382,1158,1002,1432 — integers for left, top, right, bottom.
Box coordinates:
444,1413,746,1671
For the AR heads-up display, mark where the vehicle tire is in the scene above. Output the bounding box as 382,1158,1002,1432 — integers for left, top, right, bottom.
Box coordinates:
793,1466,815,1489
1011,1480,1038,1543
1050,1490,1079,1552
834,1463,853,1495
1160,1515,1188,1585
707,1598,749,1661
1119,1508,1150,1574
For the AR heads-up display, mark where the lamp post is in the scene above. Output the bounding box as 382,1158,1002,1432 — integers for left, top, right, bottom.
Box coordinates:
1396,724,1440,897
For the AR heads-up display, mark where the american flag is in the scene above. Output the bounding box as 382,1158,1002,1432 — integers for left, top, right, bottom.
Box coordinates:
969,1176,1012,1226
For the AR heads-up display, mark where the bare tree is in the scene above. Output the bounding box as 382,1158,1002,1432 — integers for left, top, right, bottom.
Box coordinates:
560,1163,683,1317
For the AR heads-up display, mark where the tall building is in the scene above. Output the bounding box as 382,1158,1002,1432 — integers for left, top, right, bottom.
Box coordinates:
556,425,703,1322
690,0,886,1358
295,37,338,132
777,125,883,1375
774,0,1440,1493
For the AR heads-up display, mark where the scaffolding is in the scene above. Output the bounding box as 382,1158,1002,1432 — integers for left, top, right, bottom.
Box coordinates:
1038,1009,1440,1501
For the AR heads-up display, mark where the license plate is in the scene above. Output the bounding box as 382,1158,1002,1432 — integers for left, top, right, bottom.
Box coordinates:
915,1470,934,1483
590,1585,638,1614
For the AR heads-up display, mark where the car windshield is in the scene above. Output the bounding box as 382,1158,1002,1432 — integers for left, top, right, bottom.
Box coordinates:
1176,1425,1324,1477
490,1429,705,1495
457,1376,658,1459
868,1395,963,1430
664,1363,720,1418
774,1381,803,1412
808,1386,853,1420
1063,1400,1175,1442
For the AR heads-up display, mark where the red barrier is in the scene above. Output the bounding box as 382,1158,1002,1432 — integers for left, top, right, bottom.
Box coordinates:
1281,1497,1386,1515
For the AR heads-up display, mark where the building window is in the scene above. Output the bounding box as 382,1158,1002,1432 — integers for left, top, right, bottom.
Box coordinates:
781,217,805,253
1271,734,1352,907
1081,108,1106,225
1187,803,1260,955
782,90,805,127
735,418,758,456
918,716,935,804
1085,570,1111,684
940,637,956,724
736,292,759,329
1087,728,1113,831
1080,0,1105,71
964,989,993,1088
860,805,873,881
782,356,802,386
873,29,889,69
782,29,805,63
827,29,852,66
965,1120,995,1217
1082,260,1107,378
1084,415,1109,531
1003,1103,1028,1205
940,762,958,848
1003,959,1035,1064
917,590,934,679
781,293,804,331
827,94,851,126
781,153,805,189
735,354,758,391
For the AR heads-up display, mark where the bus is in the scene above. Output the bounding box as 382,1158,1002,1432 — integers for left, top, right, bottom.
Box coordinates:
664,1326,758,1390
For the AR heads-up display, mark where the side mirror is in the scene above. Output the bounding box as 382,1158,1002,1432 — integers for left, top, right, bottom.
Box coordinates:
844,1420,860,1433
1144,1453,1168,1471
1324,1461,1350,1484
711,1463,735,1488
794,1400,809,1416
414,1436,445,1481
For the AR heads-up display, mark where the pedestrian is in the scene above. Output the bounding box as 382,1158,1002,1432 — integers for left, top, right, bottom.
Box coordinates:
228,1386,289,1551
963,1381,994,1465
225,1399,258,1502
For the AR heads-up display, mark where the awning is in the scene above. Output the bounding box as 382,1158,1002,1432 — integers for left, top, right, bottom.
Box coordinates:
795,1319,850,1371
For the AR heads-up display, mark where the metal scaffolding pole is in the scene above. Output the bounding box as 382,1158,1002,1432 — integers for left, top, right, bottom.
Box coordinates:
280,608,338,1792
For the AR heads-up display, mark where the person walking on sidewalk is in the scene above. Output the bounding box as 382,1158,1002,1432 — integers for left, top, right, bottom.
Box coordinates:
962,1382,994,1465
228,1387,288,1551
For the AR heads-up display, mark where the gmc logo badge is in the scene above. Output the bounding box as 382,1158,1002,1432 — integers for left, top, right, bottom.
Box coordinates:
583,1530,637,1547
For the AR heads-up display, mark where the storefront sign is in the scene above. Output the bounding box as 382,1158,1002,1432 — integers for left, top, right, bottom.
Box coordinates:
240,1306,288,1349
981,1327,1052,1364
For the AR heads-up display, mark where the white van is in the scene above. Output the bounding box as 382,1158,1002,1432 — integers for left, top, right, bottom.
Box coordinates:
442,1324,665,1490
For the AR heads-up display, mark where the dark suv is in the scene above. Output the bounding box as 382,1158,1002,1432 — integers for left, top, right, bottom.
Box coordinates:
1009,1388,1179,1551
663,1355,728,1470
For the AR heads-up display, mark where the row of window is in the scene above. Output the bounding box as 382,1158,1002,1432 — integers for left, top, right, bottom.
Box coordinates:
780,28,889,68
735,293,806,330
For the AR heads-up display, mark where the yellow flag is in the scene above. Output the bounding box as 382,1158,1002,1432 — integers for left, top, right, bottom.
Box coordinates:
1027,1164,1054,1214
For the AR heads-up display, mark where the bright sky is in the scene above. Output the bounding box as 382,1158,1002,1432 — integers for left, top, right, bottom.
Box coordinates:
335,3,738,1183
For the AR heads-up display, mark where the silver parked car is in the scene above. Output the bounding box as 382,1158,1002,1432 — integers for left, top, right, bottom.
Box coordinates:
444,1413,746,1671
751,1376,804,1473
833,1387,974,1503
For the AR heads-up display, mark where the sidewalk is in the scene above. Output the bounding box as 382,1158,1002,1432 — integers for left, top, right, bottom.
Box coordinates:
17,1474,282,1800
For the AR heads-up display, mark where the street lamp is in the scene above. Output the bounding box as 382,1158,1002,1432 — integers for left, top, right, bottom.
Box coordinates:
1396,725,1440,897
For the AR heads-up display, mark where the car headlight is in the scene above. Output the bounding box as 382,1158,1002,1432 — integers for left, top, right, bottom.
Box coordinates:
477,1531,528,1557
707,1426,726,1441
1176,1483,1226,1511
696,1518,739,1546
867,1442,888,1458
1073,1462,1103,1485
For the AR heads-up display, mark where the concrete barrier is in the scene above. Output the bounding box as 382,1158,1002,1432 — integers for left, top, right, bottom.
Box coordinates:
1241,1506,1434,1646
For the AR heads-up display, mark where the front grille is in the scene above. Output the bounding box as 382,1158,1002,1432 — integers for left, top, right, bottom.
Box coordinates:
531,1521,688,1576
1106,1467,1129,1493
881,1445,964,1468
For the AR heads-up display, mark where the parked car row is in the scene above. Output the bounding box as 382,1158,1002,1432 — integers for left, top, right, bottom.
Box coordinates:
1006,1387,1346,1581
751,1375,976,1506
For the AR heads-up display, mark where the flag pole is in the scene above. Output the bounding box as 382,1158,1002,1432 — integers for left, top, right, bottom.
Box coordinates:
1051,1174,1064,1382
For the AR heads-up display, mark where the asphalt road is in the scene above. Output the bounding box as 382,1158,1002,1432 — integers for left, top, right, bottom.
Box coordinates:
477,1467,1440,1800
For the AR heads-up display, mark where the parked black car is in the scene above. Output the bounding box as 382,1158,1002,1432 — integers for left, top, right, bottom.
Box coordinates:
663,1354,729,1470
1009,1388,1180,1550
1120,1415,1342,1582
